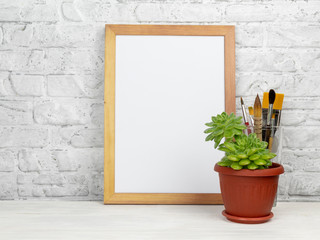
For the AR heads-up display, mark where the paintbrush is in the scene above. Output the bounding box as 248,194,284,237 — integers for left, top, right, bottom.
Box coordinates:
262,92,284,137
240,97,251,135
273,93,284,129
265,89,276,143
248,106,254,126
267,90,276,126
254,94,262,141
268,114,275,151
262,92,268,140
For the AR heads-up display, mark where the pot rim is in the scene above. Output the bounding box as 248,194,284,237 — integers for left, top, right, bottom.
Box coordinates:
214,162,284,177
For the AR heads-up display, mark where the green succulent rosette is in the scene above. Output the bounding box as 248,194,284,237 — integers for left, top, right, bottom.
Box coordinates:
205,112,276,170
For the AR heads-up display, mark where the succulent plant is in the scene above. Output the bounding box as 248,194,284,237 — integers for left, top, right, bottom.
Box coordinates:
205,112,276,170
205,112,247,148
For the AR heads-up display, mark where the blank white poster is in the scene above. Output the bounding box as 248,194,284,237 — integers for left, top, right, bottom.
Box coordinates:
115,35,225,193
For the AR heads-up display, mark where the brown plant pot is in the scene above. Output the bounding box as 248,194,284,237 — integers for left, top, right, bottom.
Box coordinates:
214,162,284,224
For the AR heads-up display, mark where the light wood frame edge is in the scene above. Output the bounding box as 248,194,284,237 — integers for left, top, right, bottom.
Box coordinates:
104,25,235,204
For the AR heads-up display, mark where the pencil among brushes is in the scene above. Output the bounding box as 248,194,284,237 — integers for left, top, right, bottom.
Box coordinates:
254,94,262,141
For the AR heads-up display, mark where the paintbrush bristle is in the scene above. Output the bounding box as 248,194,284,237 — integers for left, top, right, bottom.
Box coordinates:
248,106,253,115
274,93,284,110
240,97,244,105
254,94,262,117
269,89,276,105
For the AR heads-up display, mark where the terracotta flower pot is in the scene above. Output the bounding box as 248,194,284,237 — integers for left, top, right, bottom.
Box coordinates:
214,162,284,224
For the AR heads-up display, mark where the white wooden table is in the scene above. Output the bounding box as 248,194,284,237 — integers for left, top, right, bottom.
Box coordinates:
0,201,318,239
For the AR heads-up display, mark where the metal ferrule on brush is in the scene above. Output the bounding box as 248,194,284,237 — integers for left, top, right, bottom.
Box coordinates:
241,105,248,124
267,104,273,126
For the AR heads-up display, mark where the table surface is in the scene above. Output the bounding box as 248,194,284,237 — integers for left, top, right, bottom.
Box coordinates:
0,201,319,240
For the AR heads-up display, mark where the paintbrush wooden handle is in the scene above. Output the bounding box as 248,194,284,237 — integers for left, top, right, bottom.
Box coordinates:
254,116,262,141
268,137,273,150
265,127,271,143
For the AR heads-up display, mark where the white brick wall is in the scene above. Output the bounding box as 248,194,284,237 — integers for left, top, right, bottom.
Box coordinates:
0,0,319,201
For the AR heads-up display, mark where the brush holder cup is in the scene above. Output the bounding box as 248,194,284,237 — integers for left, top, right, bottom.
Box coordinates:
245,126,283,207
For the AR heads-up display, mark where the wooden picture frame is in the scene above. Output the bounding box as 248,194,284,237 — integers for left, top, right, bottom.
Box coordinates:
104,25,235,204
